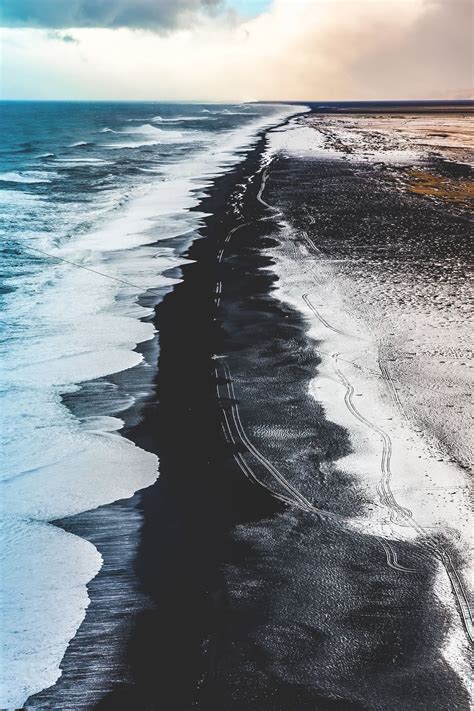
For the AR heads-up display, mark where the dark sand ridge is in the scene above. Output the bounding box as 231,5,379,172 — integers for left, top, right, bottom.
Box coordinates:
270,101,474,115
27,117,470,710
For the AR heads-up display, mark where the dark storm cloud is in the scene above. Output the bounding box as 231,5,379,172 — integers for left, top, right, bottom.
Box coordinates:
0,0,221,30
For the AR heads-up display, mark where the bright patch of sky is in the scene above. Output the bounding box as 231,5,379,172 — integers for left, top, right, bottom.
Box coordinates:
232,0,272,16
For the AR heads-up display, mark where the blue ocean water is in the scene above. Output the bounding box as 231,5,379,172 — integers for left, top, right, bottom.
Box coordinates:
0,101,297,707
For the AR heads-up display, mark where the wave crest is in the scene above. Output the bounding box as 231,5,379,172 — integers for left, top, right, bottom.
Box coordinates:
0,171,52,184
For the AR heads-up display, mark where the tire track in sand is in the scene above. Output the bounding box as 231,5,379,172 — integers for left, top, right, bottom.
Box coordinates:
255,158,473,642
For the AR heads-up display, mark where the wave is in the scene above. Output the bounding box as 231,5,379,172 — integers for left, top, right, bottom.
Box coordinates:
103,123,191,149
103,138,176,149
104,141,163,149
36,153,56,159
126,123,183,138
152,115,212,123
0,171,52,184
221,108,257,115
54,157,113,166
0,189,44,207
200,107,256,116
1,519,102,710
0,248,161,708
69,141,92,148
99,127,116,133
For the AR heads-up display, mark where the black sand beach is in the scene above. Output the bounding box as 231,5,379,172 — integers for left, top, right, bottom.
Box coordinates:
27,111,472,710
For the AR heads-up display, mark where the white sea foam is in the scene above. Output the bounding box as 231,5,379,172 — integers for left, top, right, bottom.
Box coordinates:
221,108,257,115
103,123,195,149
104,140,163,149
0,189,44,207
0,103,303,708
53,157,113,166
127,123,183,137
0,246,159,708
199,107,254,115
152,115,212,123
0,171,52,184
0,519,102,709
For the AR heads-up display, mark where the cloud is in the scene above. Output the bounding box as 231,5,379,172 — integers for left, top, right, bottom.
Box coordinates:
47,31,78,43
1,0,471,100
226,0,473,100
346,0,473,99
0,0,221,31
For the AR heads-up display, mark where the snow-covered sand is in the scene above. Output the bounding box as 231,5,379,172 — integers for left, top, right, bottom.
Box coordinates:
263,114,473,689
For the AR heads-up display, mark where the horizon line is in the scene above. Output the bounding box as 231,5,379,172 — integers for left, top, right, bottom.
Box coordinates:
1,98,473,104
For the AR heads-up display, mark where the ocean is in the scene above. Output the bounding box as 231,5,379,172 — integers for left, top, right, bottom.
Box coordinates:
0,100,298,707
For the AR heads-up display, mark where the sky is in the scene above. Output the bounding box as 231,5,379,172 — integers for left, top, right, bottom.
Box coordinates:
0,0,472,101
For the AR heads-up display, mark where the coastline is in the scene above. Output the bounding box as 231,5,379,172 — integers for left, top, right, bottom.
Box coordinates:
20,105,302,709
26,126,294,709
26,108,472,710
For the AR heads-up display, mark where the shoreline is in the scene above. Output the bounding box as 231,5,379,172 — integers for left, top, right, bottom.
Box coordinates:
26,129,286,709
23,106,304,709
26,109,472,709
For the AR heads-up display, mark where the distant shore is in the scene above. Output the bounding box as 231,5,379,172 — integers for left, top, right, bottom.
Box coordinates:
254,100,474,114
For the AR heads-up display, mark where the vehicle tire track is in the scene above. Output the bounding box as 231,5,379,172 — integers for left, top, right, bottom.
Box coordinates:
332,351,413,525
255,147,473,641
376,537,417,573
302,293,347,337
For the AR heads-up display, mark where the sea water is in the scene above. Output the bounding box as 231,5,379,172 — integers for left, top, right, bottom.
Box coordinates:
0,101,299,707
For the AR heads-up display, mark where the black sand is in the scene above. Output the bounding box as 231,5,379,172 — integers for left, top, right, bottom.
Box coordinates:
27,119,471,710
